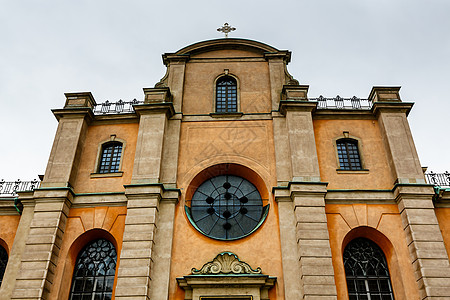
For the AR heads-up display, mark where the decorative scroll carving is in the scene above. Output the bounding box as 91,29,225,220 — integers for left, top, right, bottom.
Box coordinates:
191,252,262,275
154,68,169,88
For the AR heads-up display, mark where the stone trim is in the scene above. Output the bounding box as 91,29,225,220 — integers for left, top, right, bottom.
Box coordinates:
191,252,262,275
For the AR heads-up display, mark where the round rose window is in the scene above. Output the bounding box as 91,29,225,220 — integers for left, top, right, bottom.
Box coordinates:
186,175,269,240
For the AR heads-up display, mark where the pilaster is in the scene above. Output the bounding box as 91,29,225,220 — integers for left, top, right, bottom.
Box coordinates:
43,92,94,188
149,189,179,300
278,87,320,182
275,182,337,300
0,193,35,300
11,188,73,300
115,184,179,300
394,184,450,299
131,97,175,184
370,86,423,184
161,53,189,112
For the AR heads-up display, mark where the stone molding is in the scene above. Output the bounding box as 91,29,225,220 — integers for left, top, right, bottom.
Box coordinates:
278,100,317,115
64,92,96,108
133,102,175,118
191,252,262,275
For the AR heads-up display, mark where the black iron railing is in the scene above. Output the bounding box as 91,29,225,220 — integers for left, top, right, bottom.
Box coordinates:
425,172,450,188
0,180,40,197
310,96,373,110
92,99,144,115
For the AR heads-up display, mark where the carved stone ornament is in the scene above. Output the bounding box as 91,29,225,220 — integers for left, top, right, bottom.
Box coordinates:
191,252,262,275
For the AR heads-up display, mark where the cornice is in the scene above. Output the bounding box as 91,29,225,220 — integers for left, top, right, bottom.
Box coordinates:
371,102,414,117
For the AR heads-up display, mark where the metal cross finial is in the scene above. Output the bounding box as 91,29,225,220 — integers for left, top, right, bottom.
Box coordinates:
217,23,236,38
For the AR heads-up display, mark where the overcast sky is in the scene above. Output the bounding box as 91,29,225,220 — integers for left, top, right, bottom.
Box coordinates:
1,0,449,181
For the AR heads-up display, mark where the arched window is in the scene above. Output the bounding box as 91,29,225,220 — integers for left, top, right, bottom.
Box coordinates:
0,245,7,287
344,238,394,300
98,142,123,173
336,138,362,170
69,239,117,300
216,76,237,113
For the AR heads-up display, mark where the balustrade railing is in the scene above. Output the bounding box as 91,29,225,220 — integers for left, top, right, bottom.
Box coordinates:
92,99,144,115
0,180,40,197
425,172,450,188
310,96,373,110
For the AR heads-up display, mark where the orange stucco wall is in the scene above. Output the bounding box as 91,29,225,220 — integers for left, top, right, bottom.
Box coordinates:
170,119,282,300
0,215,20,254
72,123,138,193
314,119,395,189
435,207,450,261
182,49,271,115
326,203,420,300
49,206,127,300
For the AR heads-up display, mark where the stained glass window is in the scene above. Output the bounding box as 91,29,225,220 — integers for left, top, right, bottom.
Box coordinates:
344,238,395,300
216,76,237,113
69,239,117,300
0,245,8,287
336,138,362,170
187,175,268,240
98,142,122,173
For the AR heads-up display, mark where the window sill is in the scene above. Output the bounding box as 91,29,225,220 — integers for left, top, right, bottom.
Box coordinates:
90,172,124,178
209,112,243,118
336,169,369,174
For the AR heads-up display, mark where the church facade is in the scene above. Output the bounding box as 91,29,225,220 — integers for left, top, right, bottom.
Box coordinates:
0,38,450,300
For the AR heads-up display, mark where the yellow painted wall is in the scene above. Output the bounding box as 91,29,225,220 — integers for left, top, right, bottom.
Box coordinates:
72,123,138,193
0,215,20,254
435,207,450,260
182,49,271,114
171,119,283,300
314,119,395,189
326,204,420,300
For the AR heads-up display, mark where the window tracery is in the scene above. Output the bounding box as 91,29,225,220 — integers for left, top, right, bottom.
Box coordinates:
344,238,394,300
69,239,117,300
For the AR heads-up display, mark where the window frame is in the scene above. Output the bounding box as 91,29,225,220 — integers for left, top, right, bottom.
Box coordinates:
333,134,367,172
91,136,126,178
213,73,240,114
343,237,395,300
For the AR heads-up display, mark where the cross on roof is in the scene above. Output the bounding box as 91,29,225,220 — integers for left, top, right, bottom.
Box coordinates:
217,23,236,38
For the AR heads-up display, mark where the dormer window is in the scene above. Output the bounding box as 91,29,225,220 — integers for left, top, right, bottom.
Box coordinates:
216,76,237,113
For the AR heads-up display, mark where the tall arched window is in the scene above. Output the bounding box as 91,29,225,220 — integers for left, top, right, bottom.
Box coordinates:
344,238,394,300
98,142,123,173
216,76,237,113
336,138,362,170
0,245,7,287
69,239,117,300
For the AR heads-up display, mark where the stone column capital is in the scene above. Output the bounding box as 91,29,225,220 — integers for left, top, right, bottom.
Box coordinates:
278,100,317,115
133,102,175,118
273,181,328,202
264,51,292,63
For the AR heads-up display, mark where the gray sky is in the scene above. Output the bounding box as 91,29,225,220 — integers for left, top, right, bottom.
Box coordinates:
1,0,449,180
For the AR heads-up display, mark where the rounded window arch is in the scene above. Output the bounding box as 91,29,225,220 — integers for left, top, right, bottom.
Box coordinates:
0,244,8,287
215,75,238,113
344,237,394,299
185,164,269,241
69,238,117,300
